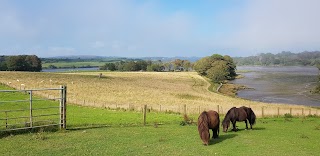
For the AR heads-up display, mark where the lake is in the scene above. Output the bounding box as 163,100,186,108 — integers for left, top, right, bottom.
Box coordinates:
232,66,320,107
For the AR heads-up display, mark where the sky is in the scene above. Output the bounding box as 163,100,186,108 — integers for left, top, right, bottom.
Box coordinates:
1,0,320,58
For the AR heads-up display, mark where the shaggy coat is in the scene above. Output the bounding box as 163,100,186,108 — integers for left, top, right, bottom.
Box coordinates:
197,110,220,145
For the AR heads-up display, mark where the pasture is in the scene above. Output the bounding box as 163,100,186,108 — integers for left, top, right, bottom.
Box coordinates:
1,108,320,155
0,71,317,117
0,75,320,155
42,61,105,68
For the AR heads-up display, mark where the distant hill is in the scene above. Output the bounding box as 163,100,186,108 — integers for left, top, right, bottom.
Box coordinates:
44,55,201,62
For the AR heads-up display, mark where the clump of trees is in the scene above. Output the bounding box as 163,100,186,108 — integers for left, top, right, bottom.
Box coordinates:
234,51,320,66
193,54,236,82
0,55,42,72
100,59,193,72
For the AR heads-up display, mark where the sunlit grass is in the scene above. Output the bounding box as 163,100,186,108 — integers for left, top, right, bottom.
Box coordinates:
0,71,316,117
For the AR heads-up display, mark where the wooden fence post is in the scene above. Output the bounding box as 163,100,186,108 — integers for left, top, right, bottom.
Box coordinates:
262,106,264,118
143,105,147,126
309,109,311,115
184,104,187,115
277,107,280,117
5,111,8,129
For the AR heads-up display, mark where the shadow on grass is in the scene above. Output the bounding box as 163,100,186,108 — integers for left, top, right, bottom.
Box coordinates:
0,126,59,139
227,127,266,132
67,124,112,131
210,133,237,145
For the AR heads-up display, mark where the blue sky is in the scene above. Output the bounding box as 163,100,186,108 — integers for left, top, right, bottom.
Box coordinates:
1,0,320,58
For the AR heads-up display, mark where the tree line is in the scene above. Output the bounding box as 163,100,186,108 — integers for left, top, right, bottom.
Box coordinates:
99,59,193,72
234,51,320,66
0,55,42,72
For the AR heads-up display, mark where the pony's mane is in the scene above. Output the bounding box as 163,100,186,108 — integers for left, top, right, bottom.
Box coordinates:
222,107,236,124
198,111,210,144
198,111,209,131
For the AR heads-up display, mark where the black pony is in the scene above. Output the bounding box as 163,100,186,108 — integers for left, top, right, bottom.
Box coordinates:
222,106,256,132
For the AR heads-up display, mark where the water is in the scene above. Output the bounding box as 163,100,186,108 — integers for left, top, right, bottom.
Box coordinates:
232,66,320,106
42,67,99,72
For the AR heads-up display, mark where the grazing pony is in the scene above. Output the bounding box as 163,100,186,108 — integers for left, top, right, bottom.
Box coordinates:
222,106,256,132
197,110,220,145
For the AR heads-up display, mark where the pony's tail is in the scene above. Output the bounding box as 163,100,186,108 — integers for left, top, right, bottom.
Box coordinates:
249,108,256,125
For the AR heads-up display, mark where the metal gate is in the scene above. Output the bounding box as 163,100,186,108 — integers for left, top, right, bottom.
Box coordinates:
0,85,66,131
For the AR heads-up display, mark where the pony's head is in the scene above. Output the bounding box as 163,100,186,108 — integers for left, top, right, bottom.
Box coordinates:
222,119,230,132
199,129,210,145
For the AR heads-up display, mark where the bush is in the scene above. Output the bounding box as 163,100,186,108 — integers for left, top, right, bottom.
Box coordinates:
284,113,293,118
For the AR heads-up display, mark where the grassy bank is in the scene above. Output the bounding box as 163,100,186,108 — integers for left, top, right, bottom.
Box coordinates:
1,84,320,155
0,71,317,117
1,114,320,155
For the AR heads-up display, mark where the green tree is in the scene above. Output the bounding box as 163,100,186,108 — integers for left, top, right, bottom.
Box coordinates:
194,54,237,82
6,55,28,71
25,55,42,71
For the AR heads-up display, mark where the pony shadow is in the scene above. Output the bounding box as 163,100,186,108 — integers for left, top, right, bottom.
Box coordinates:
227,126,266,132
209,133,237,145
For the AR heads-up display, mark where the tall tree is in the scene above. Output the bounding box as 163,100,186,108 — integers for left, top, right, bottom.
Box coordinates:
194,54,237,82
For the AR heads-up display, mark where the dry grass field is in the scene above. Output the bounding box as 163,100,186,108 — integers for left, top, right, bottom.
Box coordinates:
0,71,318,116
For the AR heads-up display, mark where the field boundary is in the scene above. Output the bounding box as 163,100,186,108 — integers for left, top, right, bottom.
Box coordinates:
65,97,319,118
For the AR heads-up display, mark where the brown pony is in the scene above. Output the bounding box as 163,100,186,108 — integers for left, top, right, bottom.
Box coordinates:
197,110,220,145
222,106,256,132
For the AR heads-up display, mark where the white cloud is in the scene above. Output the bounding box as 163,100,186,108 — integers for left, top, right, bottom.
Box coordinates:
228,0,320,55
92,41,105,49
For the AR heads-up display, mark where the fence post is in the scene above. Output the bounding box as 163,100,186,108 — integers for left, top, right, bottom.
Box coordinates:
309,109,311,115
184,104,187,115
143,105,147,126
5,111,8,129
29,90,33,128
262,106,264,118
277,107,280,117
60,85,67,129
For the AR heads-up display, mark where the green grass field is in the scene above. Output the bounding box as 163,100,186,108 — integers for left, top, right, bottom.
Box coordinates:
42,61,106,68
1,85,320,155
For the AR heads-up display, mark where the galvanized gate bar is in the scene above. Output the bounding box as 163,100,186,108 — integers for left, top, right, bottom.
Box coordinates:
0,86,67,131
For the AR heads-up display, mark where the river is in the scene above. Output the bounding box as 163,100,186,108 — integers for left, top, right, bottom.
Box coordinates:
232,66,320,107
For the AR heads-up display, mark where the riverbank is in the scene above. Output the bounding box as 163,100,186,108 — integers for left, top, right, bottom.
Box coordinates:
226,66,320,107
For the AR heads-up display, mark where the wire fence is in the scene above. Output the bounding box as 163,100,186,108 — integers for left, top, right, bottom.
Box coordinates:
65,97,319,118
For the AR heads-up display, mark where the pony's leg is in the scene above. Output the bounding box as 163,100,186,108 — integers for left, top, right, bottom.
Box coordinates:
232,121,237,131
212,128,218,139
245,120,248,130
